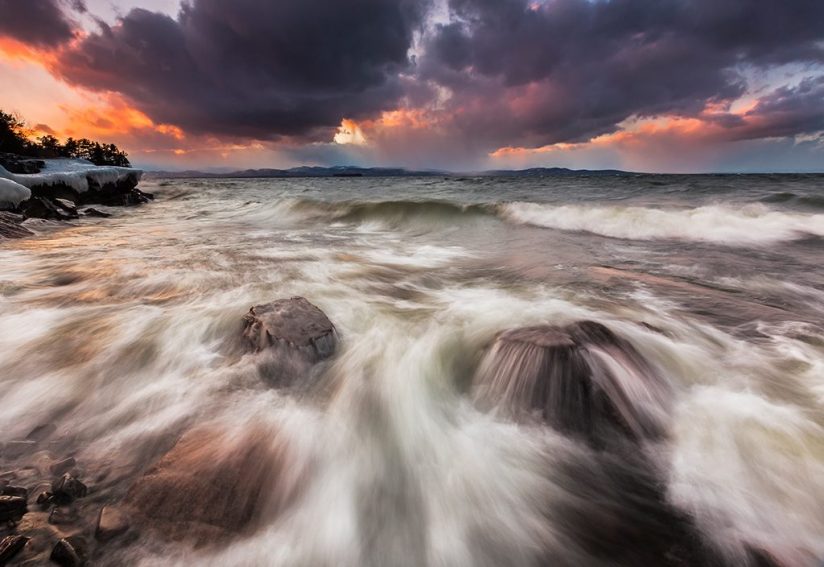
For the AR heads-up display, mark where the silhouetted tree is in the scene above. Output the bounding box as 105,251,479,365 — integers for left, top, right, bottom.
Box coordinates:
0,109,131,167
0,110,36,155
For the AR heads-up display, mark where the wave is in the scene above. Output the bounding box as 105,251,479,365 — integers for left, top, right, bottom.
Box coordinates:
498,202,824,245
251,197,824,245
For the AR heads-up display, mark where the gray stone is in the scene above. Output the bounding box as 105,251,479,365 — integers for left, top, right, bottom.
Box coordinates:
243,297,336,353
95,505,129,542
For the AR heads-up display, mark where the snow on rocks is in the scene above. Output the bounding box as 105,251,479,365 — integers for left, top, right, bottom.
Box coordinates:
0,178,31,208
0,159,142,195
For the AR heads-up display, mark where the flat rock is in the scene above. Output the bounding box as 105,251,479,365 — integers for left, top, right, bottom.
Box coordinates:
0,211,33,239
125,425,295,543
80,207,111,218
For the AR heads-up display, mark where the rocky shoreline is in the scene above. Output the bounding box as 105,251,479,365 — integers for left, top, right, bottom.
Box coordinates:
0,153,152,240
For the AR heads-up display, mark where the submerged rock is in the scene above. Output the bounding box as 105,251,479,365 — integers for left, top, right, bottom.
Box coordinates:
50,458,77,477
0,535,29,564
126,425,295,543
242,297,337,385
473,320,670,442
95,505,129,542
80,207,111,218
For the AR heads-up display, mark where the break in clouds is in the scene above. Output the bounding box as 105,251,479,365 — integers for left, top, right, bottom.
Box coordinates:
4,0,824,155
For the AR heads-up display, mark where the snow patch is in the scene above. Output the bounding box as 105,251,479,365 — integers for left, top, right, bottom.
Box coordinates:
0,159,142,194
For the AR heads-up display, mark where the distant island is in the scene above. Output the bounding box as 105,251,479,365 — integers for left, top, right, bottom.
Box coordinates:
145,165,633,178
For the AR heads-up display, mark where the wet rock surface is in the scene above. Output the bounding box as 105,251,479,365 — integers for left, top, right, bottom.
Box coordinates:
243,297,336,353
243,297,338,386
50,535,87,566
0,534,29,564
473,320,670,443
0,212,33,239
125,425,294,544
94,505,129,542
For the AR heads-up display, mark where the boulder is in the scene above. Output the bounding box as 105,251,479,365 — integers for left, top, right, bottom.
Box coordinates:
95,505,129,542
473,321,670,443
125,425,294,543
0,535,29,564
50,536,86,567
242,297,337,385
50,474,87,505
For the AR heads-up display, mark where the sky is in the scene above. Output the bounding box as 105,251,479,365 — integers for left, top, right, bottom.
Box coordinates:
0,0,823,172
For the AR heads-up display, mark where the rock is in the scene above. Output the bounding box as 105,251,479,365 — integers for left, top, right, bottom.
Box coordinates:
49,536,86,567
0,211,33,239
21,196,77,221
81,173,148,206
50,474,87,505
0,495,27,523
0,485,27,498
95,505,129,542
243,297,336,354
0,153,44,174
0,535,29,564
80,207,111,218
125,425,294,543
49,458,76,477
53,198,78,217
242,297,337,385
473,320,670,443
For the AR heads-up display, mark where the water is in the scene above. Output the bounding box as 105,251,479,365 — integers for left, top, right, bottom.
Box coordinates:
1,174,823,566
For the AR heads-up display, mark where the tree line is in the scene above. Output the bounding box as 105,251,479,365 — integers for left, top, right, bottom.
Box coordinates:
0,109,131,167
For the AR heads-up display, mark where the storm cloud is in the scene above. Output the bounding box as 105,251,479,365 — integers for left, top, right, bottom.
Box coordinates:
54,0,428,139
0,0,80,47
4,0,824,159
420,0,824,149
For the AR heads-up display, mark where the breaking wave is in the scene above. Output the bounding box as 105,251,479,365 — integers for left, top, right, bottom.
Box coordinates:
256,197,824,245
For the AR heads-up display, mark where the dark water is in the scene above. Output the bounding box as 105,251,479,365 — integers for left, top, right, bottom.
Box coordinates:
1,174,823,565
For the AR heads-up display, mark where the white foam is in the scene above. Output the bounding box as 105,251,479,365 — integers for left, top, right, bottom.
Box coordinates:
500,202,824,244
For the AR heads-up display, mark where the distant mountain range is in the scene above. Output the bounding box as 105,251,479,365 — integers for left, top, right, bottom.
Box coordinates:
144,165,632,178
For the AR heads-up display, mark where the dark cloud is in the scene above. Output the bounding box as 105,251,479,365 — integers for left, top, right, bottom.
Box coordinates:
420,0,824,148
0,0,78,47
55,0,428,140
31,0,824,154
728,76,824,141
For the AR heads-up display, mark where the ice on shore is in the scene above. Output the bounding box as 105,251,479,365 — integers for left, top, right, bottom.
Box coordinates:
0,158,142,194
0,177,31,207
